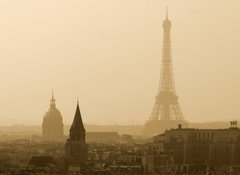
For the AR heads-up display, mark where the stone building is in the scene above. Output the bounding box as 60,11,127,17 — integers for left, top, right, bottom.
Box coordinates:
42,93,64,141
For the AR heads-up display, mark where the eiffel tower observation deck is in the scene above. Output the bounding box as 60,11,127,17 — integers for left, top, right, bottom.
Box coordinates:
143,10,188,137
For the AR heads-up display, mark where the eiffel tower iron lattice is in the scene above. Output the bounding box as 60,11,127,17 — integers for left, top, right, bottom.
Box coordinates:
148,10,185,122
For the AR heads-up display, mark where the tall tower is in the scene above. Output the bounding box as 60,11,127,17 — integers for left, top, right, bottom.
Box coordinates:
65,101,87,165
144,10,187,137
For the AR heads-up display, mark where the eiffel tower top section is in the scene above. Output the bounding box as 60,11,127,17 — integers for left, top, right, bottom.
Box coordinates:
159,8,175,93
148,9,185,121
163,8,171,30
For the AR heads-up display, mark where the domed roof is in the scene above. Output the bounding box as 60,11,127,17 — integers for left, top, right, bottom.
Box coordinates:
42,93,64,141
43,94,63,124
43,107,63,123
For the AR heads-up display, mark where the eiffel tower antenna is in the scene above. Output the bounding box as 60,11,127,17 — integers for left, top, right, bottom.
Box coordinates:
166,6,168,19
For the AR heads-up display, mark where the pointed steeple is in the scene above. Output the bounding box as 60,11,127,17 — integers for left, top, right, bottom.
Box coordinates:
65,100,87,163
70,101,85,132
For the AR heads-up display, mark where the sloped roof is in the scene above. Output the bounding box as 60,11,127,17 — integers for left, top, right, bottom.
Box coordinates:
70,103,85,132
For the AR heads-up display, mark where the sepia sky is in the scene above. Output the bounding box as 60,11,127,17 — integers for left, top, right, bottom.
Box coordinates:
0,0,240,125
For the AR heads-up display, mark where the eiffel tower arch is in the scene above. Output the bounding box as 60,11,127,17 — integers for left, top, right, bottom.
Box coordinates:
143,10,188,137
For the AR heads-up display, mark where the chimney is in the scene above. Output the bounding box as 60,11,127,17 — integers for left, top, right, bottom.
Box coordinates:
178,124,182,129
230,121,238,129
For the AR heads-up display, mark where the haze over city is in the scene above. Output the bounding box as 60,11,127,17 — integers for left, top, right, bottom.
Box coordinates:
0,0,240,125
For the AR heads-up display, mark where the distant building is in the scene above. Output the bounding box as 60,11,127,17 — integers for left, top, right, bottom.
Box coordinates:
65,101,88,167
42,93,64,141
86,132,120,143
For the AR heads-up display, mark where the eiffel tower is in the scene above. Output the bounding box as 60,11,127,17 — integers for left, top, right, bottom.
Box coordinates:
143,10,187,137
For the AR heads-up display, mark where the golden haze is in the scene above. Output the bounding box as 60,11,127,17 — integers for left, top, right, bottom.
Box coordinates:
0,0,239,125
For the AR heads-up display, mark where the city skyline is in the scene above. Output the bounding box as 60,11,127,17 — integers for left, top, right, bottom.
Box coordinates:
0,0,240,125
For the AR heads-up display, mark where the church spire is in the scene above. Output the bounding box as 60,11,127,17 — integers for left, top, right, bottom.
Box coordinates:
70,101,85,133
65,99,87,163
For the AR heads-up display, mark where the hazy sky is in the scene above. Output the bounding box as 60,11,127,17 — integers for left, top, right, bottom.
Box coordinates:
0,0,240,125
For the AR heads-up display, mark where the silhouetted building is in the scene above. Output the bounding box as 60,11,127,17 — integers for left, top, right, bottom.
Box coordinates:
153,122,240,166
42,93,64,141
143,10,187,137
65,102,87,166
